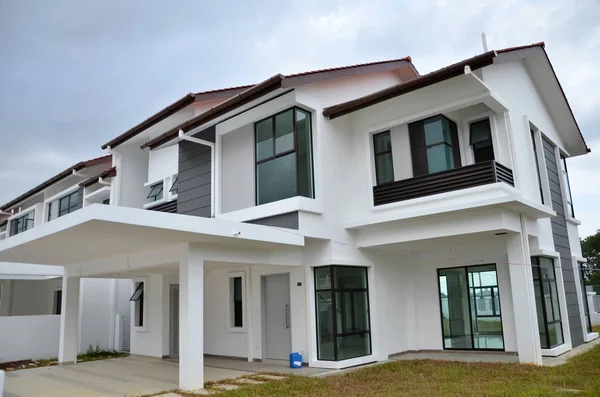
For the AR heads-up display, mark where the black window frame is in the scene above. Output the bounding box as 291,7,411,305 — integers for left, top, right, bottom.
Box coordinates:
102,198,110,205
58,190,79,217
373,131,394,185
53,290,62,315
169,175,179,195
408,114,462,177
47,202,53,222
314,265,372,361
531,129,545,205
147,182,164,203
579,263,593,334
531,256,564,349
436,263,505,351
130,282,144,327
10,211,35,236
469,118,495,164
230,276,243,328
560,155,575,218
254,106,315,206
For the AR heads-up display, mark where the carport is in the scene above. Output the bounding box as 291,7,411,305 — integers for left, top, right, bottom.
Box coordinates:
0,204,305,390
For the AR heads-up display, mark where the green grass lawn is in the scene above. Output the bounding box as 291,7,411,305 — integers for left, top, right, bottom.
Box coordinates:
208,338,600,397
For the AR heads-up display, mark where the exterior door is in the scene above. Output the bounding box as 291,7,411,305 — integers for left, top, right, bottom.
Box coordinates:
170,284,179,357
263,273,291,360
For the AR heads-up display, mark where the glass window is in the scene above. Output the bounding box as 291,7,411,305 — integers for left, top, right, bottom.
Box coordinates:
169,176,179,194
10,211,35,236
47,202,53,222
130,282,144,327
470,119,494,163
531,130,545,204
560,156,575,217
255,108,314,205
531,257,564,349
423,116,459,174
314,266,371,361
230,277,243,328
373,131,394,185
147,182,164,203
58,190,79,217
580,264,593,333
53,290,62,315
438,264,504,350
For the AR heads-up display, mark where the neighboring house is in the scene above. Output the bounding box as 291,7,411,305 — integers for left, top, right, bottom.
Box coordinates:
0,41,596,391
0,156,131,363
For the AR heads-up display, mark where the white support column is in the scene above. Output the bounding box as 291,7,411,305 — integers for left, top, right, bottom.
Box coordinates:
506,217,542,365
59,275,81,364
245,265,253,363
179,244,204,390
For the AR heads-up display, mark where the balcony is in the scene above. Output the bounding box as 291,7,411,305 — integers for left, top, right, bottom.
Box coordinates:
373,161,514,206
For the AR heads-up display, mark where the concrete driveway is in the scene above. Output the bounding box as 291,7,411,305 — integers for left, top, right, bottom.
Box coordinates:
3,356,251,397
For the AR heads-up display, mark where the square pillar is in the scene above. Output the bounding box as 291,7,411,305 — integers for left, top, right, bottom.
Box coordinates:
179,244,204,390
506,227,542,365
59,275,80,364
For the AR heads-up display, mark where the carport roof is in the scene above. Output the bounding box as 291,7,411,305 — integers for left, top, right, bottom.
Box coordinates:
0,204,304,266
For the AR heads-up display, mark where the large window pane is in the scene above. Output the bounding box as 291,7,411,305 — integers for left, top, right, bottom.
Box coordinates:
336,292,354,334
256,118,274,161
375,153,394,185
439,268,472,349
531,256,564,349
427,144,455,174
353,291,370,332
374,132,392,153
275,110,294,154
316,291,335,360
256,153,297,205
315,267,332,290
548,322,564,347
296,109,314,198
337,333,371,361
424,117,451,145
334,267,367,289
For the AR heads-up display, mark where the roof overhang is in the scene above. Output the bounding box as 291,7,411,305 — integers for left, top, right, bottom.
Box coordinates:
0,204,304,266
495,45,589,156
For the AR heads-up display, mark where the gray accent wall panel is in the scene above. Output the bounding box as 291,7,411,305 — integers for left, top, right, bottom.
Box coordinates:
76,187,84,210
247,212,299,229
542,136,583,347
177,126,214,218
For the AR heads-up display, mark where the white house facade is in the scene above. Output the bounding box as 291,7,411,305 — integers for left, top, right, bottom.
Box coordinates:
0,42,596,390
0,156,132,362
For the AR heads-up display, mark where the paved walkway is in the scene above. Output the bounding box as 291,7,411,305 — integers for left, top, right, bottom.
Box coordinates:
3,356,329,397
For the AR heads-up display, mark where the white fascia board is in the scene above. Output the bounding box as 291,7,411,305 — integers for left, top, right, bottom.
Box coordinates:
0,204,304,265
346,183,555,229
217,196,323,222
0,262,63,277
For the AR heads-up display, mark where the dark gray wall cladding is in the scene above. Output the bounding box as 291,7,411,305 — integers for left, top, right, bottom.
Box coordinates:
149,200,177,213
542,136,584,347
177,126,215,218
75,187,84,210
246,212,299,230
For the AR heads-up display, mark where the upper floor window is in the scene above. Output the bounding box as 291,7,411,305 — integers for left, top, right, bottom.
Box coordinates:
409,115,461,177
169,176,179,195
373,131,394,185
147,182,164,203
10,211,34,236
469,119,494,163
531,130,545,205
59,190,79,217
255,107,314,205
560,155,575,217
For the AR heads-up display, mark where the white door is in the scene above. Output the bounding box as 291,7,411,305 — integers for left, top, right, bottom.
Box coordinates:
263,274,291,360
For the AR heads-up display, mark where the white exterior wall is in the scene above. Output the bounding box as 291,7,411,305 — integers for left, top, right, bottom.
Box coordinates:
148,145,178,184
7,278,62,316
112,146,149,208
0,315,60,362
130,274,165,357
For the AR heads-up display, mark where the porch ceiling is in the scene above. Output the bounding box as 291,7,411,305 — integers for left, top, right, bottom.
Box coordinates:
0,204,304,266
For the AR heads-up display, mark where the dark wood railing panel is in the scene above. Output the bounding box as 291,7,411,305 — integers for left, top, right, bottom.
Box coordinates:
373,161,514,206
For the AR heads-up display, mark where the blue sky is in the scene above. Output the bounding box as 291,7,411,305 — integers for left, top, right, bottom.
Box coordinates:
0,0,599,236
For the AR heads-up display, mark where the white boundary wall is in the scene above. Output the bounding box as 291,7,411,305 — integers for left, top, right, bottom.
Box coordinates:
0,315,60,362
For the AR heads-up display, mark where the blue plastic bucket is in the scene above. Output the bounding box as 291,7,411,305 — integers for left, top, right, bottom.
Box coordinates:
289,352,302,368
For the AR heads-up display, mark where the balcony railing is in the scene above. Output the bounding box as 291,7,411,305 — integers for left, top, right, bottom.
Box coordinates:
373,160,514,206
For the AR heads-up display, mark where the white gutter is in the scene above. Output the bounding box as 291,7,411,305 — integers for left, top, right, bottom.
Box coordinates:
178,129,216,218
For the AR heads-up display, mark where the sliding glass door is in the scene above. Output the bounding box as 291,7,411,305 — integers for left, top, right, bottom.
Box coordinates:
438,264,504,350
531,257,564,348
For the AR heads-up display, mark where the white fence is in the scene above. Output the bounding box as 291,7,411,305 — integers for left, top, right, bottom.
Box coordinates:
0,315,60,362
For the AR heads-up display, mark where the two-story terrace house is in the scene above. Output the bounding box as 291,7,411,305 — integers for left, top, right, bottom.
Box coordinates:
0,41,596,391
0,155,132,362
